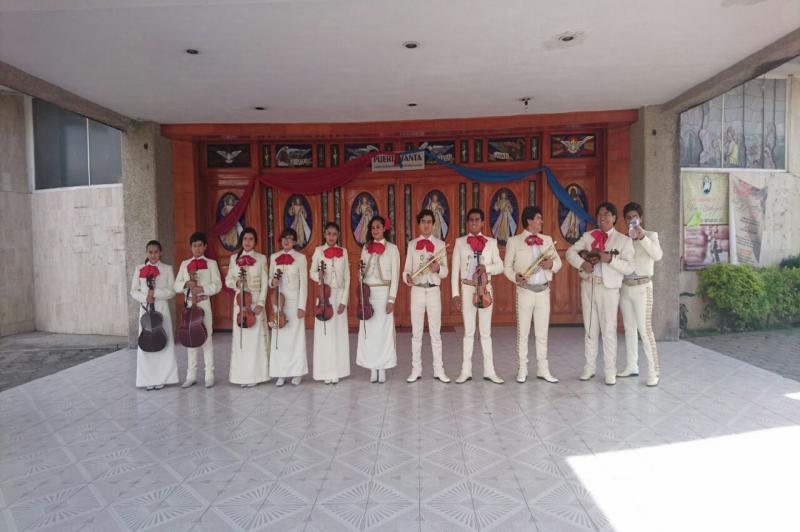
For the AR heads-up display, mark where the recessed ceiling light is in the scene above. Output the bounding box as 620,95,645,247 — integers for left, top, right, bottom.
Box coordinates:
185,49,200,55
253,106,267,111
403,41,420,49
407,102,417,107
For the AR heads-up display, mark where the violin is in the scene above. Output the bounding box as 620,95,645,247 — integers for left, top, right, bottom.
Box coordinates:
236,268,257,348
578,248,620,266
314,261,334,322
138,274,168,352
178,269,208,348
269,269,287,329
356,259,374,322
471,250,493,309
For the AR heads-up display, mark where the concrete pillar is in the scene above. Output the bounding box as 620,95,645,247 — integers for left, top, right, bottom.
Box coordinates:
122,122,174,347
629,105,681,341
0,92,35,336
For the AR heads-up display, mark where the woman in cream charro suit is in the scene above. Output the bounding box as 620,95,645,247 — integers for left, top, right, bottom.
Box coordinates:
268,228,309,386
310,222,351,384
226,227,270,387
356,216,400,383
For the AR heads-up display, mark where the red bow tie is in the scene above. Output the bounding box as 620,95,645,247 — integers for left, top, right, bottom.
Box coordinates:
467,235,487,253
275,253,294,266
237,255,256,267
525,234,544,246
139,265,160,278
591,230,608,251
323,246,343,259
188,258,207,272
367,242,385,255
416,239,435,253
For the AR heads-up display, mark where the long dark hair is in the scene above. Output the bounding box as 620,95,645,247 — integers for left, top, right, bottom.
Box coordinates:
366,215,391,243
144,239,161,264
236,227,258,260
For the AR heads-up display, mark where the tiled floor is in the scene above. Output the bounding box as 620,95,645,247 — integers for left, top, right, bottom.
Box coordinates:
1,327,799,532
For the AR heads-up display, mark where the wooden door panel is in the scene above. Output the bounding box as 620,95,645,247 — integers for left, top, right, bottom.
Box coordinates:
479,181,528,325
208,186,248,330
272,189,323,329
546,169,598,324
406,183,461,326
340,181,390,328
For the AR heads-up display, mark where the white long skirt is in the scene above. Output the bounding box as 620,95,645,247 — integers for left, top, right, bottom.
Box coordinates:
136,301,179,388
312,288,351,381
356,286,397,370
229,305,270,385
269,292,308,377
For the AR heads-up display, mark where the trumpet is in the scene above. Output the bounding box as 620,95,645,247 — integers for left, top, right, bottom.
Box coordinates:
411,245,448,280
521,243,557,280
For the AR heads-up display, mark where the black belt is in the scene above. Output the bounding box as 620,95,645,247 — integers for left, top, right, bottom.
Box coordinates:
413,283,438,288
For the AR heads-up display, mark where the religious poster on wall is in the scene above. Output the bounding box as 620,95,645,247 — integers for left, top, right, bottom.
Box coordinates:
344,143,379,162
275,144,313,168
730,175,768,266
422,190,450,240
488,137,526,162
682,171,729,270
283,195,313,250
422,141,455,163
558,184,588,244
216,193,245,251
207,144,251,168
489,188,518,245
351,193,378,245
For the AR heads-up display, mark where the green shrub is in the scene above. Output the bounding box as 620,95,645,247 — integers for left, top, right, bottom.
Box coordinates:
779,254,800,269
698,264,769,331
760,267,800,325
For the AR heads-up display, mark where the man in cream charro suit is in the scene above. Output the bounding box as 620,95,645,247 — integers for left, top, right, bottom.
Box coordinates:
451,208,505,384
403,209,450,383
566,202,634,385
618,202,663,387
503,206,562,384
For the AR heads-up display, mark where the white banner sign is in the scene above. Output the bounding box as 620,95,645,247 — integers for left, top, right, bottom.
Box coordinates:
371,152,425,172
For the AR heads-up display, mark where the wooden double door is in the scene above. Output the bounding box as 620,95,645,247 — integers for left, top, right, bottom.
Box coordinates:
206,165,597,330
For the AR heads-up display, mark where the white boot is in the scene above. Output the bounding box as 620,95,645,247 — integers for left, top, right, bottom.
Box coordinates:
378,369,386,383
536,361,558,383
181,378,196,389
434,372,451,383
406,368,422,383
291,376,302,386
516,369,528,383
370,369,378,383
455,371,472,384
204,374,214,388
617,367,639,377
646,374,660,387
276,377,285,387
579,366,595,381
605,374,617,386
484,374,504,384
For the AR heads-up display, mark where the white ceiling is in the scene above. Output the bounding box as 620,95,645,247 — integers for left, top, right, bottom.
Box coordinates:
1,0,798,124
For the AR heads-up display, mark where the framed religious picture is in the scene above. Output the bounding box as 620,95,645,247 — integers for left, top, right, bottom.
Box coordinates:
489,188,519,246
275,144,313,168
207,144,251,168
460,140,469,163
262,144,272,168
550,133,597,158
421,140,455,163
558,183,589,244
488,137,526,162
344,143,379,162
351,193,379,245
422,190,450,241
216,192,246,251
283,194,313,250
530,136,540,160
